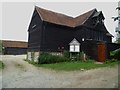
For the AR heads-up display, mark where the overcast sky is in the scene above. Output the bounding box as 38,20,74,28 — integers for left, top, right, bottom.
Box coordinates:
1,2,118,42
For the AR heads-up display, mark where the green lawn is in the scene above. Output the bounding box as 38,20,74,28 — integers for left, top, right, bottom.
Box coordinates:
0,61,4,69
27,60,120,71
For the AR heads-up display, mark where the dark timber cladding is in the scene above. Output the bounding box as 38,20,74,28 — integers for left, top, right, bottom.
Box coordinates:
2,40,28,55
28,6,113,59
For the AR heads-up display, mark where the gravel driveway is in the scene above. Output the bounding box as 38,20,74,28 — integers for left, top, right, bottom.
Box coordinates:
0,55,119,88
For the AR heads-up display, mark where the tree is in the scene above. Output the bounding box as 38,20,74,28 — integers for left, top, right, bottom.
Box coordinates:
0,40,5,54
115,33,120,43
112,5,120,43
0,40,2,54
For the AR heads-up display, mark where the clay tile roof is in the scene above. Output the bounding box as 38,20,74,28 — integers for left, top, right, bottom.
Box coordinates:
35,6,96,27
2,40,28,48
75,9,97,27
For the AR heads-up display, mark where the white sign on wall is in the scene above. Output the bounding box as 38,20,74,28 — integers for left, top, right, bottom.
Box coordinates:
69,38,80,52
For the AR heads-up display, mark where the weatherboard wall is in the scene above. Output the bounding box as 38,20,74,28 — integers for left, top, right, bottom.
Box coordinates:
28,8,43,51
40,22,74,52
4,47,27,55
27,7,114,61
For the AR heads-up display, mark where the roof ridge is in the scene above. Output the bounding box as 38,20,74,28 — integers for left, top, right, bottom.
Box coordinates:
74,8,97,26
75,8,97,18
35,6,98,27
35,6,96,19
35,6,74,19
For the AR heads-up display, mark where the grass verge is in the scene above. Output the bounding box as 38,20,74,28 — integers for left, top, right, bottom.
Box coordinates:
25,59,120,71
0,61,4,69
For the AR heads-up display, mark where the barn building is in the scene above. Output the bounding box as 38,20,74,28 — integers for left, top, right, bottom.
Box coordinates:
2,40,28,55
27,6,114,61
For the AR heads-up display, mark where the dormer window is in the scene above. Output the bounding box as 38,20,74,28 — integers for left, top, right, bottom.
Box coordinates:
92,11,105,25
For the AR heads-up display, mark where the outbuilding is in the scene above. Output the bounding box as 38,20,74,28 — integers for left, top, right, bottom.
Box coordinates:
2,40,28,55
27,6,113,61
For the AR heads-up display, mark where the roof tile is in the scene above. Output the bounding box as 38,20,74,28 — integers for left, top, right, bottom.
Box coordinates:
35,6,96,27
2,40,28,48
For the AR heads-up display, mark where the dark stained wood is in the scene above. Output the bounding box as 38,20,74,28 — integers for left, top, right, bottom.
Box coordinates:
40,22,74,52
4,47,27,55
2,40,27,55
28,8,43,52
106,43,120,59
28,6,113,60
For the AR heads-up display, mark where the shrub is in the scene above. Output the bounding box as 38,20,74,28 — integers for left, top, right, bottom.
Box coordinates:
105,59,117,64
110,48,120,60
38,52,70,64
0,61,4,69
80,52,88,61
63,50,70,58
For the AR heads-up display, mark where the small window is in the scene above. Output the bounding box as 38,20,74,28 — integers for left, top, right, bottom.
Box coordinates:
75,45,79,52
70,45,74,52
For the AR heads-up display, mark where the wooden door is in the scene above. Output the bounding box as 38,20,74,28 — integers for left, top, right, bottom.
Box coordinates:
97,43,106,62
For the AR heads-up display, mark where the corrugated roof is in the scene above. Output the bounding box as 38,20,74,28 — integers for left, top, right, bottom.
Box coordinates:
35,6,96,27
2,40,28,48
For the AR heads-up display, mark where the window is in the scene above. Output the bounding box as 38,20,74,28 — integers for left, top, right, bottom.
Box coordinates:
70,45,74,52
75,45,79,52
70,45,80,52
